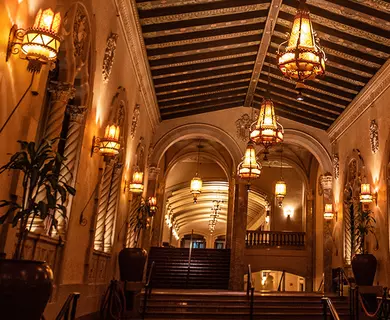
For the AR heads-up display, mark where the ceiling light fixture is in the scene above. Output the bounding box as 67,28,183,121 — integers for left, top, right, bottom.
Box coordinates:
237,140,262,187
190,142,203,204
275,147,287,207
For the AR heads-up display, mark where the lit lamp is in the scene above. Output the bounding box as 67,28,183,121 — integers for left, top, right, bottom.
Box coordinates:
284,207,294,218
128,169,144,194
92,124,121,160
237,141,262,183
324,204,334,220
149,196,157,213
277,0,326,97
250,99,284,156
275,180,287,207
359,183,376,204
7,8,62,73
265,210,270,224
190,175,203,204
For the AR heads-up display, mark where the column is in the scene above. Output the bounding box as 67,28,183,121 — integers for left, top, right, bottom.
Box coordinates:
321,174,334,293
151,176,165,247
229,181,249,291
141,166,160,251
305,188,314,292
225,176,235,249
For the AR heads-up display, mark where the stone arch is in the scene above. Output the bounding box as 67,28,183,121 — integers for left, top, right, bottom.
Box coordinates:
150,123,242,169
283,129,332,173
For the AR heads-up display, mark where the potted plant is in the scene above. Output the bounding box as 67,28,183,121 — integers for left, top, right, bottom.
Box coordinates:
118,197,154,282
351,204,378,286
0,139,76,320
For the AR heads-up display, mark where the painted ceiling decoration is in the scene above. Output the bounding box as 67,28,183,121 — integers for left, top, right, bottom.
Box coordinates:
135,0,390,129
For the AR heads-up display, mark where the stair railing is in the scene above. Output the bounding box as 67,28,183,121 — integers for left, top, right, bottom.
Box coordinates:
277,270,286,292
186,230,194,288
322,297,341,320
41,292,80,320
142,261,155,319
247,264,255,320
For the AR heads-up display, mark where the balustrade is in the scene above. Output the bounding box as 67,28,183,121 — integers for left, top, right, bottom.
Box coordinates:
246,230,305,247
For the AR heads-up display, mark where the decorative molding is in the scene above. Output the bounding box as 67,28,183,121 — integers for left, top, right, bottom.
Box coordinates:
235,113,258,142
114,0,160,129
130,104,140,139
328,59,390,142
72,5,90,60
370,119,379,154
66,105,87,123
102,32,118,84
333,153,340,180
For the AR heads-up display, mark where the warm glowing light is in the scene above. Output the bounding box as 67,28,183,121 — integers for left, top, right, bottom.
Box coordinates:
284,207,294,218
275,180,287,207
324,204,334,220
190,175,203,203
149,196,157,212
21,8,62,62
237,141,262,181
98,124,121,157
250,99,284,151
277,0,325,85
129,170,144,194
265,215,270,224
360,183,373,203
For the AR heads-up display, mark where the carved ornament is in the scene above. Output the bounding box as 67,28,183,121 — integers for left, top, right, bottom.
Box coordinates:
369,119,379,154
130,104,140,139
235,113,258,142
333,153,340,180
102,32,118,84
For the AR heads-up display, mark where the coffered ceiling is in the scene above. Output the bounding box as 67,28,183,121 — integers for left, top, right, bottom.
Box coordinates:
135,0,390,130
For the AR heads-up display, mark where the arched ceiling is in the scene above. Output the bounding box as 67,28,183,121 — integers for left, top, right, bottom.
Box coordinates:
135,0,390,129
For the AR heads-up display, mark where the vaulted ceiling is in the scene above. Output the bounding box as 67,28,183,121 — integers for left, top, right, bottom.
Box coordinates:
135,0,390,129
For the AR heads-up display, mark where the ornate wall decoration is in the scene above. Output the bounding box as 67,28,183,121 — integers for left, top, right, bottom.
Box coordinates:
235,113,258,142
72,6,90,59
370,119,379,154
102,32,119,84
130,104,141,139
333,153,340,180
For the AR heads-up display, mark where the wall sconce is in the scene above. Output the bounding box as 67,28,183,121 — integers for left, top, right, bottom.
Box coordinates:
92,124,121,161
359,183,377,205
127,169,144,194
283,207,294,218
149,196,157,213
324,204,334,220
7,8,62,73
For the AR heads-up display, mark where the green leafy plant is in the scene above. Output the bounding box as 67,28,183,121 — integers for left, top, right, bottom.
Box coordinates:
355,204,377,254
0,138,76,259
129,197,154,248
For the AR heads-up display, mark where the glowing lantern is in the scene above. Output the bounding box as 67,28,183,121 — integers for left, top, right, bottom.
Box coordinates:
237,141,262,181
277,0,326,91
324,204,334,220
98,124,121,157
250,98,284,153
149,196,157,213
190,175,203,204
129,170,144,194
275,180,287,207
360,184,373,203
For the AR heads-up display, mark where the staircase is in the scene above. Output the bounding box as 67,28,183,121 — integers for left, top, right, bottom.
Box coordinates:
147,247,230,289
142,290,350,320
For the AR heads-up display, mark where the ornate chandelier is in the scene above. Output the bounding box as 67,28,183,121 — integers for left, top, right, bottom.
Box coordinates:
237,141,261,182
190,144,203,204
277,0,326,94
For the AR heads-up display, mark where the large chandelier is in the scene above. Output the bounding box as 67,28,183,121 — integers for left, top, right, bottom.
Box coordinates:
190,144,203,204
237,141,262,182
250,98,284,154
277,0,326,93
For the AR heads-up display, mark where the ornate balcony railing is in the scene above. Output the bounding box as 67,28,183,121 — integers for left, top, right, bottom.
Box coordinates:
246,230,305,248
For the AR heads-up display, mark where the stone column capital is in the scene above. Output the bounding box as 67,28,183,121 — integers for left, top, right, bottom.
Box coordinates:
148,166,160,180
66,105,87,123
49,81,76,102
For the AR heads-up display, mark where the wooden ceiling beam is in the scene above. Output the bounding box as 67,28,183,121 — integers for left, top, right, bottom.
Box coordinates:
161,102,243,119
244,0,283,108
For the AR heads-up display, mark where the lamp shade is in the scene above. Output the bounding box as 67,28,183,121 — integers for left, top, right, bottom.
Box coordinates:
360,183,373,203
237,141,262,180
99,124,121,157
129,170,144,194
275,180,287,207
190,175,203,203
149,196,157,212
21,8,62,62
250,99,284,149
324,204,334,220
277,0,325,83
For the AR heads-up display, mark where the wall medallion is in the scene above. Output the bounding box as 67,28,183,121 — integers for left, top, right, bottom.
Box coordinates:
235,113,258,142
369,119,379,154
102,32,118,83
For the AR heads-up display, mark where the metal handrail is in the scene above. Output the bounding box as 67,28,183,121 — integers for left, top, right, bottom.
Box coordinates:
142,261,155,319
277,270,286,292
55,292,80,320
247,264,255,320
322,297,341,320
338,267,352,297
